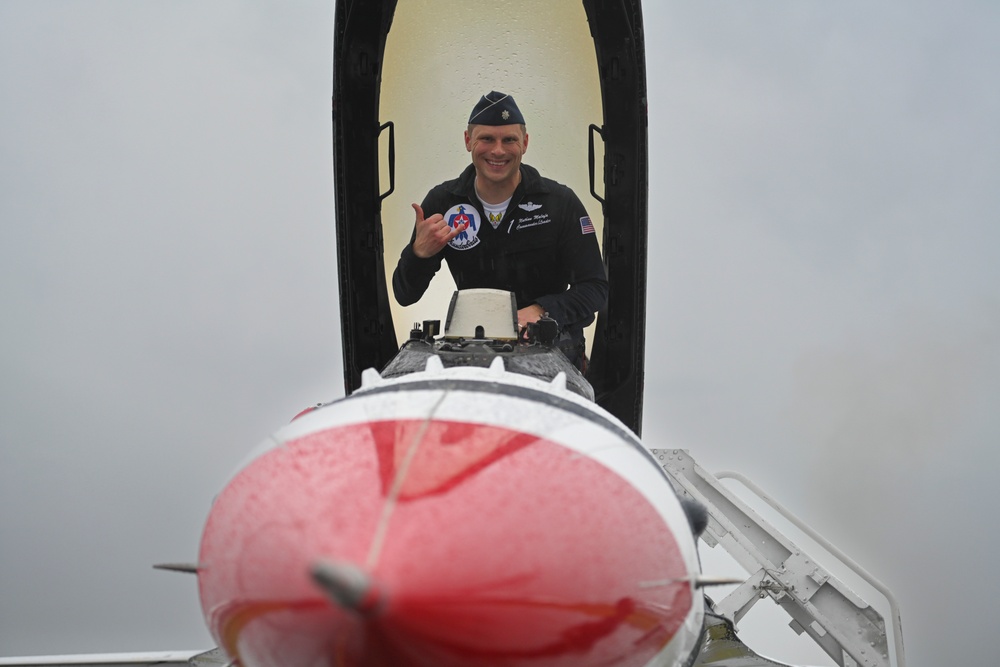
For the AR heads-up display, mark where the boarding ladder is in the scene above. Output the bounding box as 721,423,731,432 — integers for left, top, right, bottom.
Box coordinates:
651,449,905,667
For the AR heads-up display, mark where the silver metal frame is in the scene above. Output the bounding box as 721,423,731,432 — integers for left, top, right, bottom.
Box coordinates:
653,449,906,667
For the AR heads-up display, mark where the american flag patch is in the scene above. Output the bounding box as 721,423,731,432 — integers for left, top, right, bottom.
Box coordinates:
580,216,595,234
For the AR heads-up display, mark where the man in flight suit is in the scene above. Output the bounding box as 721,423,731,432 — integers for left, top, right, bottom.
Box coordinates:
392,91,608,369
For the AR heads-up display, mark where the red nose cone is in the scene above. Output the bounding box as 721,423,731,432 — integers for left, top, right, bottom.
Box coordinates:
199,419,694,667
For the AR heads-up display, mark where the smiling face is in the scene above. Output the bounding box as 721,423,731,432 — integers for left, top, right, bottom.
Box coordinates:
465,123,529,200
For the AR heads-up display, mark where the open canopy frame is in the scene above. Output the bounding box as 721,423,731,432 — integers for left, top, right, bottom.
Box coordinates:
332,0,648,434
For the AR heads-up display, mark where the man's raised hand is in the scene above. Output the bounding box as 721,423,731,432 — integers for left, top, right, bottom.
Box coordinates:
411,203,467,258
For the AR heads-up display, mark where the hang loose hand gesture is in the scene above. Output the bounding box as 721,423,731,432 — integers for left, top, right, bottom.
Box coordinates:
411,203,468,259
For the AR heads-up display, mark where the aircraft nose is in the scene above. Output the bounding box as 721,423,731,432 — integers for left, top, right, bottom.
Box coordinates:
198,412,698,667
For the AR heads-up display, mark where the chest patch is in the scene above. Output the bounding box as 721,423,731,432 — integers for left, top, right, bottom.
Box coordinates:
445,204,481,251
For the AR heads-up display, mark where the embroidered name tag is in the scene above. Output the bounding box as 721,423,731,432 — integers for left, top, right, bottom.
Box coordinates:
515,212,552,231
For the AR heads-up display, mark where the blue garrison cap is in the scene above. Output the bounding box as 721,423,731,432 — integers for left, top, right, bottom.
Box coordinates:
468,91,525,125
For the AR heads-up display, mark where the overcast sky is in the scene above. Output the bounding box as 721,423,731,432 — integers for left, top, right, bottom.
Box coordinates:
2,2,997,666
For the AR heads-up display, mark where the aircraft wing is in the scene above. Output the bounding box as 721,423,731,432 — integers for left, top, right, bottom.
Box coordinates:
0,649,223,667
